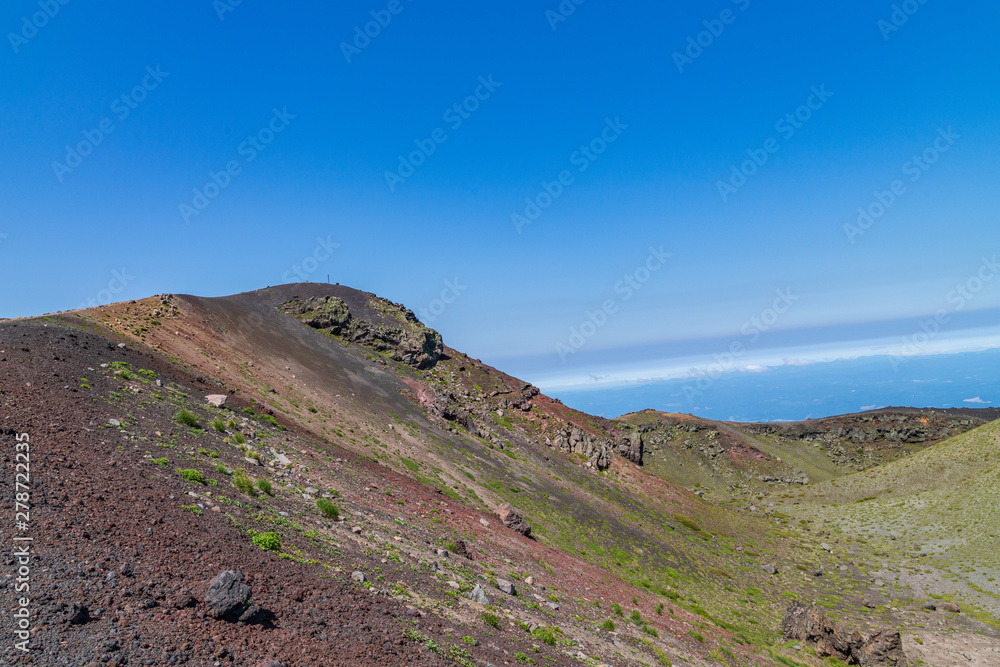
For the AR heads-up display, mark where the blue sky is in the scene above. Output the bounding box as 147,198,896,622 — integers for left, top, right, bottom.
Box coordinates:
2,0,998,407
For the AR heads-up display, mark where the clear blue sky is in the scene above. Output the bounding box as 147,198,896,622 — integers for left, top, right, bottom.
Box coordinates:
2,0,998,395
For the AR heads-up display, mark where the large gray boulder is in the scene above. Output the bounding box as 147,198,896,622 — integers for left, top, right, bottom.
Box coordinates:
496,578,517,596
468,584,490,605
205,569,252,619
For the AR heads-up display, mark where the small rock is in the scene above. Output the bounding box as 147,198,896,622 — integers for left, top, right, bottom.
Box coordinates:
436,549,450,558
820,543,832,552
524,576,535,586
922,602,937,611
238,604,262,623
108,419,121,427
762,563,779,575
479,518,490,528
447,581,461,590
351,571,366,584
351,526,363,535
67,602,90,625
941,603,961,613
452,539,469,558
205,394,227,407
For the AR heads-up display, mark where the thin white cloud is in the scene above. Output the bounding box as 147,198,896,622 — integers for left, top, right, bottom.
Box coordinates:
963,397,990,404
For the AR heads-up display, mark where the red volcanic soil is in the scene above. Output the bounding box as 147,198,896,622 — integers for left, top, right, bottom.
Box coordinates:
0,322,575,666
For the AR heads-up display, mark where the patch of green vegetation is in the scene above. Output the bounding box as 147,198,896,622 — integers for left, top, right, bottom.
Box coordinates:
176,468,205,484
481,611,501,629
256,478,273,495
531,626,560,646
175,409,200,428
151,457,169,467
317,498,340,519
233,472,256,496
252,531,281,552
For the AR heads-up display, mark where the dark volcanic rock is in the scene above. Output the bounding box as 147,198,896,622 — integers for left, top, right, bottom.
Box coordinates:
205,569,252,620
283,296,444,369
782,602,906,666
66,602,90,625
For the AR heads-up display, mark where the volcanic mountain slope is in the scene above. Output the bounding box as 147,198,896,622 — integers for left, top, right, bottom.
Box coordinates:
617,409,990,504
2,282,997,666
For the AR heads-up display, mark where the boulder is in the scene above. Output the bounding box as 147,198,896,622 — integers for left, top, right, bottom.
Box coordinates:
762,563,779,575
941,603,961,613
351,571,366,583
205,394,227,407
468,584,490,605
205,570,252,620
496,503,532,538
496,578,517,596
782,602,907,666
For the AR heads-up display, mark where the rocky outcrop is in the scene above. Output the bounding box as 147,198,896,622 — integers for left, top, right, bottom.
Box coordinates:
496,503,532,538
283,296,443,369
782,603,907,666
552,427,612,469
616,430,643,465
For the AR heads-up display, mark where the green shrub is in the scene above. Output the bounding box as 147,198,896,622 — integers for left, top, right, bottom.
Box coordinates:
599,619,615,631
151,457,169,467
531,626,560,646
233,472,256,496
630,610,642,624
673,513,703,533
317,498,340,519
481,612,501,629
687,630,704,643
256,478,273,495
233,432,248,444
252,531,281,551
211,418,227,432
176,468,205,484
308,406,318,413
215,463,229,475
642,624,659,637
175,409,200,428
612,603,623,616
656,602,664,615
